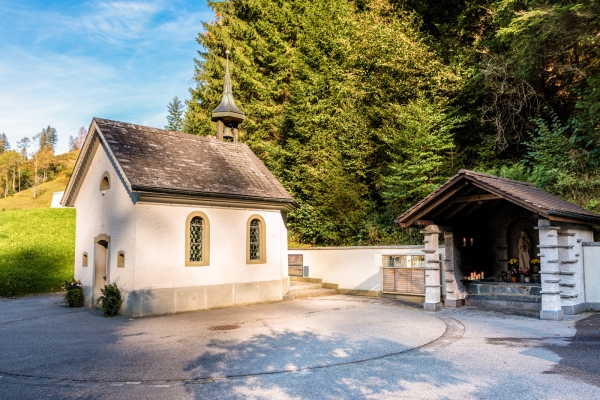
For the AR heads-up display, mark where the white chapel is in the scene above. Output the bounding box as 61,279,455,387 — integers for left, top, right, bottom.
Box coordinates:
62,54,297,317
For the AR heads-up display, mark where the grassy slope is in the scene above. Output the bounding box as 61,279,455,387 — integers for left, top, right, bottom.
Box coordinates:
0,151,78,211
0,152,78,297
0,208,75,296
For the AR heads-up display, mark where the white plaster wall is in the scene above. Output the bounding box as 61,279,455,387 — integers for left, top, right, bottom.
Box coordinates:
288,246,445,293
583,244,600,304
134,204,287,290
73,140,137,294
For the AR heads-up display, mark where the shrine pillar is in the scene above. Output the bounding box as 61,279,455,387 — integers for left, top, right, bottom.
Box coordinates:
443,232,465,307
423,224,442,311
537,219,564,320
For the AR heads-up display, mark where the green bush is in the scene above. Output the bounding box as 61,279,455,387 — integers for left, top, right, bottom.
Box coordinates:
63,279,83,307
97,283,122,317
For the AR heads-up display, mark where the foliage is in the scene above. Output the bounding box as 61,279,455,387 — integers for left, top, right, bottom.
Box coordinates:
0,133,9,153
183,0,600,245
63,279,83,307
97,283,122,317
35,126,58,153
0,209,75,297
186,0,460,245
165,96,185,131
68,127,88,151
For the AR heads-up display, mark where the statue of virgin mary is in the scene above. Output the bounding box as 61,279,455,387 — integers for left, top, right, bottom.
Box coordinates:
518,231,531,270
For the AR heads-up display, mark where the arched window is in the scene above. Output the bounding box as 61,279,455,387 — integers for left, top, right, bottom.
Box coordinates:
185,212,210,266
247,215,266,264
82,252,88,267
99,172,110,191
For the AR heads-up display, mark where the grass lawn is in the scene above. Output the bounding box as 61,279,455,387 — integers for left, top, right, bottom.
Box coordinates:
0,208,75,297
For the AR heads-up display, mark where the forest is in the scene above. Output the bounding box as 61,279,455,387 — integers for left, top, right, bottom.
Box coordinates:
182,0,599,246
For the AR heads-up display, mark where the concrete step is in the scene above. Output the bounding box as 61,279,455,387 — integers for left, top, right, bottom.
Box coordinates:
290,276,323,284
322,282,339,290
288,281,323,291
283,288,337,300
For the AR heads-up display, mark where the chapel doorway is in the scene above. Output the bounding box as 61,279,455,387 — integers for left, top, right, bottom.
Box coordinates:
93,239,109,306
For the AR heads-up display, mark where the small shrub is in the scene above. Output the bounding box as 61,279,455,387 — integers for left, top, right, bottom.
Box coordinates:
97,283,122,317
63,279,83,307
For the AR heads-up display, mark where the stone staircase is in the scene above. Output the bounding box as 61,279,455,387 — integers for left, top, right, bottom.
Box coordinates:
283,277,338,300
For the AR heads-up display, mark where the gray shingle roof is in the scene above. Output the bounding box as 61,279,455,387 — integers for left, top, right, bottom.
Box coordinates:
94,118,295,205
398,169,600,225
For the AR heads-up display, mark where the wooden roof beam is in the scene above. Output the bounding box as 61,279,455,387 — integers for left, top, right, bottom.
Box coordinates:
453,193,503,203
399,185,465,227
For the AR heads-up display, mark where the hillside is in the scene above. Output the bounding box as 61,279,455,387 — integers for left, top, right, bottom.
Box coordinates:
0,151,77,211
0,151,78,297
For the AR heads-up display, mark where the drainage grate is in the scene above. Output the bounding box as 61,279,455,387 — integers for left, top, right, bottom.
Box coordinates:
208,325,240,331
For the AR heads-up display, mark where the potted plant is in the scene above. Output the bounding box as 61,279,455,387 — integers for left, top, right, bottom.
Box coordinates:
506,268,518,283
507,259,519,282
522,269,530,283
530,258,540,272
63,279,83,307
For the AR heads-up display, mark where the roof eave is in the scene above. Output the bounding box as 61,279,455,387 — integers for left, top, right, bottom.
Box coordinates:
132,185,298,207
397,173,553,227
548,210,600,225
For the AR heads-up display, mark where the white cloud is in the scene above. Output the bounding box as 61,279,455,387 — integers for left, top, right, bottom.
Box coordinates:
0,0,213,154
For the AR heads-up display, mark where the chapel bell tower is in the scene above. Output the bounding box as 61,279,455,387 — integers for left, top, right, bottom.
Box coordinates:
211,50,245,142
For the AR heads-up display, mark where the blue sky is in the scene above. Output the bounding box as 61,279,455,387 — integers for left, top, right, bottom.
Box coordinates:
0,0,213,154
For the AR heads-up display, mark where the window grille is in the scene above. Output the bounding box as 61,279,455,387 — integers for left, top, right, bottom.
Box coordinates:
249,219,260,260
382,255,425,268
189,217,203,262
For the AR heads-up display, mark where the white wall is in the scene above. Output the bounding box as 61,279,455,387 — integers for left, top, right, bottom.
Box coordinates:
288,246,445,293
134,203,287,290
73,139,137,295
583,243,600,305
51,191,64,208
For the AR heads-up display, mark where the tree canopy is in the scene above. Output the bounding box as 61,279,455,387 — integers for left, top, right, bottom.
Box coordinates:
185,0,600,245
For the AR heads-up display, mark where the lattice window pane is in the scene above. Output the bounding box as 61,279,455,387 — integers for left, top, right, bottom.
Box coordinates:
382,255,408,267
249,219,260,260
190,217,203,262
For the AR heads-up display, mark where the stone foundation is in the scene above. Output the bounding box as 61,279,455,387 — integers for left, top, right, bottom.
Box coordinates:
86,278,288,317
464,282,541,310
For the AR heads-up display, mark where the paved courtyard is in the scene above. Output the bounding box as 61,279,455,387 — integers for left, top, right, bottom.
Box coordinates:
0,294,598,399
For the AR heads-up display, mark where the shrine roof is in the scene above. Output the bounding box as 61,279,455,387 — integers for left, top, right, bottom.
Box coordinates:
397,170,600,227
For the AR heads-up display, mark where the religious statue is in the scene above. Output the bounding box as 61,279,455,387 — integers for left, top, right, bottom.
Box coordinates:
518,231,531,270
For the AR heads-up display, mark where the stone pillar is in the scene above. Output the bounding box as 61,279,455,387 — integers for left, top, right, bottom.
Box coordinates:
537,219,564,320
444,232,465,307
559,226,590,315
423,225,442,311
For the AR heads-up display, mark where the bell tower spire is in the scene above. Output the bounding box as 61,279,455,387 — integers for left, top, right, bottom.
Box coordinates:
211,50,245,142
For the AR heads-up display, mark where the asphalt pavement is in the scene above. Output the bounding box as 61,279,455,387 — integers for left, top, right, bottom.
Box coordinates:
0,294,598,399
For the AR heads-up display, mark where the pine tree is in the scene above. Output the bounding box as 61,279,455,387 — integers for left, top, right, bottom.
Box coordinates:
165,96,185,131
35,126,58,153
184,0,460,245
0,133,9,153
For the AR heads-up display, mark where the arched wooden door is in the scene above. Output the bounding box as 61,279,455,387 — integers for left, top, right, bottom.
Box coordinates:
93,239,109,306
